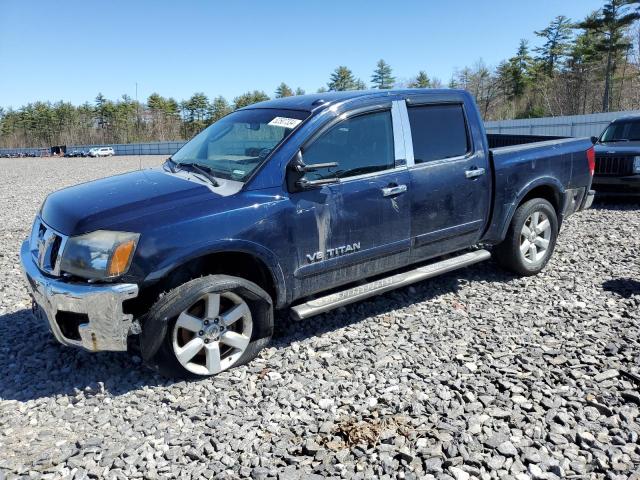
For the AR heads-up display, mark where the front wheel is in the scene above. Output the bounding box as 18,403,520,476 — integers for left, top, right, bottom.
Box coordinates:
493,198,559,276
140,275,273,379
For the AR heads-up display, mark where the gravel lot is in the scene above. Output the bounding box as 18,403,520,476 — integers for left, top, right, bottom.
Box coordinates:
0,155,639,480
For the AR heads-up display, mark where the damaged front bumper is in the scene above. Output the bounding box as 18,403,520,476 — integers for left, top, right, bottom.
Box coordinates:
20,240,138,352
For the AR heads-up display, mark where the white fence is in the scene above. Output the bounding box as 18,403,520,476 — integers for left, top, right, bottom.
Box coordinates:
485,110,640,138
0,141,186,157
66,141,186,156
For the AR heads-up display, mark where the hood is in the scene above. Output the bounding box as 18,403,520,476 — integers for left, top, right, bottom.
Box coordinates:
41,169,216,235
595,142,640,154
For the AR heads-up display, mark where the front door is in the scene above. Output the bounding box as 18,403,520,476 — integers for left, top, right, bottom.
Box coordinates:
288,106,411,299
405,101,491,260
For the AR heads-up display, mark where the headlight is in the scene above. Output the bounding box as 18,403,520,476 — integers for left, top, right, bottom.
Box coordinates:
633,156,640,174
60,230,139,280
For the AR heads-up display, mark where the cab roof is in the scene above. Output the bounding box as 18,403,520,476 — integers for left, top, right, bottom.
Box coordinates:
610,114,640,123
240,88,467,113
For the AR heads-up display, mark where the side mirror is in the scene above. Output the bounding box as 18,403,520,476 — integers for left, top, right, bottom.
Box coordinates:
286,151,339,192
590,136,599,145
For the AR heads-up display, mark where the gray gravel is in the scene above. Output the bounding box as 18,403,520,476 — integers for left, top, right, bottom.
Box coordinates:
1,156,639,480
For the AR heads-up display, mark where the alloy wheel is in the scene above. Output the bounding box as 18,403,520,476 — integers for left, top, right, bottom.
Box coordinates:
519,211,552,264
171,291,252,375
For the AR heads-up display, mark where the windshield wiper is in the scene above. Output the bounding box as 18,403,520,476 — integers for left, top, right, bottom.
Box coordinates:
164,157,178,172
176,162,220,187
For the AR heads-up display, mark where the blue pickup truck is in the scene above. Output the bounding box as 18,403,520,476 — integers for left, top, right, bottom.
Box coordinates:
21,89,595,378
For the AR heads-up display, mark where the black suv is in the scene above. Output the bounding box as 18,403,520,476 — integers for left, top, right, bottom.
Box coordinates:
594,115,640,195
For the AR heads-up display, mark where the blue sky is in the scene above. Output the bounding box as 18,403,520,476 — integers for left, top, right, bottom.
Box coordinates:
0,0,605,109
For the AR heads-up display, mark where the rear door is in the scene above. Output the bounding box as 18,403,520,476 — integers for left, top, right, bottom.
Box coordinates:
403,97,491,260
287,103,411,299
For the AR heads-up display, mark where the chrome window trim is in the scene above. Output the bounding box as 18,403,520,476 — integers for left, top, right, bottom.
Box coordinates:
408,151,479,172
394,100,415,167
335,165,409,184
391,100,408,168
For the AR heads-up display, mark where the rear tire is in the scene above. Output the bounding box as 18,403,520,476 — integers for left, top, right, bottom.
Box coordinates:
493,198,558,276
140,275,273,379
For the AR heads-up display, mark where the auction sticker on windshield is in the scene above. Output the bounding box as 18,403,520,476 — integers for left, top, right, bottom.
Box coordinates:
268,117,302,129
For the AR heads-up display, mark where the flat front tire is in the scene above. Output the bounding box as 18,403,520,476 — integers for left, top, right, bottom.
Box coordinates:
493,198,559,276
140,275,273,379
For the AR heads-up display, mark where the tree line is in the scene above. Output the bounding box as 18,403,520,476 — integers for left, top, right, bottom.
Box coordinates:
1,0,639,149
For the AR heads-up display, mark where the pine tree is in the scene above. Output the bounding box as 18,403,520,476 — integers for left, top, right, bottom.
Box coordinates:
186,93,209,122
147,93,179,117
579,0,640,111
410,71,431,88
95,93,107,128
208,96,232,123
327,66,357,91
233,91,270,109
499,40,533,99
534,15,574,74
275,83,294,98
371,59,395,89
295,87,306,96
566,19,604,114
354,78,367,90
147,93,163,112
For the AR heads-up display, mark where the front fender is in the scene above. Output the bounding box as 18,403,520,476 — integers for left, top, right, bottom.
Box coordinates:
141,239,287,308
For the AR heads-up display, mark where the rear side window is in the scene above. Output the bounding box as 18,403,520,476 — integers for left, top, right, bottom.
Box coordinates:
408,104,470,164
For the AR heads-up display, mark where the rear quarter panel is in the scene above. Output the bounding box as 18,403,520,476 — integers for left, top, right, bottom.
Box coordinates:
483,138,593,244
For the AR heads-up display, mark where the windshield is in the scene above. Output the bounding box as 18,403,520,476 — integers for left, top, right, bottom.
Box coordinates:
600,120,640,142
171,108,309,182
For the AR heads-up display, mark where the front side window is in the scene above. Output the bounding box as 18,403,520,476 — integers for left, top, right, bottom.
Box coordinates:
172,108,309,182
600,120,640,142
408,104,470,164
302,110,395,181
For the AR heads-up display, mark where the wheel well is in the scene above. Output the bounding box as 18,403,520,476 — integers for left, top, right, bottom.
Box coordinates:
495,184,562,243
126,252,278,318
519,185,561,215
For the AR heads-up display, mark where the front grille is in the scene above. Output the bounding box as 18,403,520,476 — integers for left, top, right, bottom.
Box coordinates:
29,218,67,276
595,155,634,176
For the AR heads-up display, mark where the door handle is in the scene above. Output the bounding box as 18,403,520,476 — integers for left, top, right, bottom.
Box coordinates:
465,167,486,179
382,184,408,197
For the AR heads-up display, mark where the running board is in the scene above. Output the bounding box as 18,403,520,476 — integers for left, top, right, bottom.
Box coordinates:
290,249,491,320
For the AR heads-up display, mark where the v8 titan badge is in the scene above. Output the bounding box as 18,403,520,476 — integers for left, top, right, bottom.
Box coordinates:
306,242,361,263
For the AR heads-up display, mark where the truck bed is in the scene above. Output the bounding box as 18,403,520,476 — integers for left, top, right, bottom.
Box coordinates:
483,136,594,244
486,133,566,149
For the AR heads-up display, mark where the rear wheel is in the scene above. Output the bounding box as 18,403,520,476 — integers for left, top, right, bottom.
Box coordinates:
493,198,559,276
140,275,273,379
